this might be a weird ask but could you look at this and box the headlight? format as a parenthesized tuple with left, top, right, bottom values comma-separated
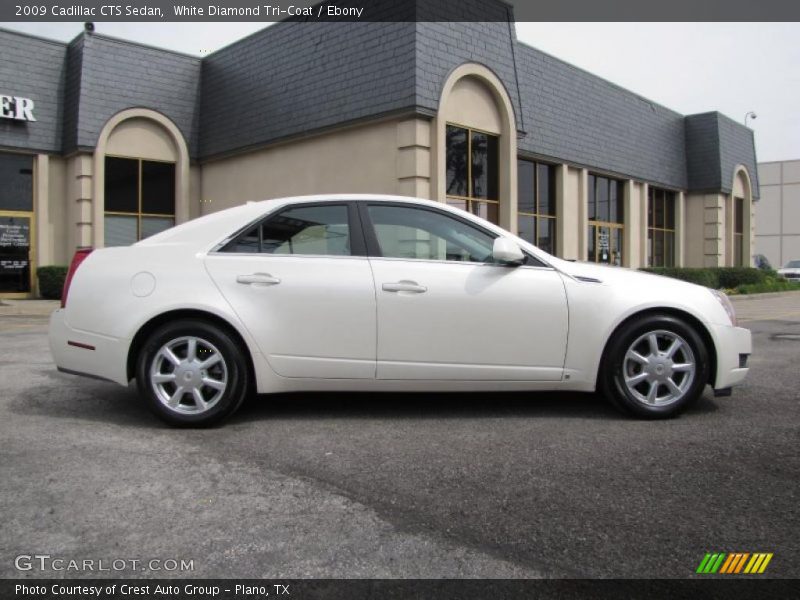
(710, 289, 737, 326)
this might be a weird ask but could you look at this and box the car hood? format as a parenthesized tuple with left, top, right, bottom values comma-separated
(553, 259, 700, 291)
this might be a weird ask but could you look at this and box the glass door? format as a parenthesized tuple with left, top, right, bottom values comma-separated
(588, 223, 623, 266)
(0, 153, 35, 297)
(0, 214, 32, 295)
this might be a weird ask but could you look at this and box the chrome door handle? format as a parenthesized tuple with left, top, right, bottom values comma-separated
(382, 281, 427, 294)
(236, 273, 281, 286)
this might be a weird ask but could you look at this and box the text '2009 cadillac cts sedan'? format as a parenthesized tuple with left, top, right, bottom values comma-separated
(49, 195, 751, 427)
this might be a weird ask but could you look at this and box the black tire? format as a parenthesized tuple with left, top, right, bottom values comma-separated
(136, 319, 249, 427)
(600, 314, 709, 419)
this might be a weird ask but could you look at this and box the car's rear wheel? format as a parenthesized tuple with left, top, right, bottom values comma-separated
(136, 319, 249, 427)
(601, 314, 709, 419)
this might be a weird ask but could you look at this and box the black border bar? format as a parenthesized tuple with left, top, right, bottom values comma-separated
(2, 0, 800, 22)
(3, 579, 799, 600)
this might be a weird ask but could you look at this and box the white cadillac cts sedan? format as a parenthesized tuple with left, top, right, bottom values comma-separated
(50, 195, 751, 426)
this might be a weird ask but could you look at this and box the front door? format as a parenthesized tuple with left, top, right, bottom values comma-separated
(0, 153, 34, 297)
(204, 202, 376, 379)
(0, 215, 32, 295)
(363, 202, 569, 381)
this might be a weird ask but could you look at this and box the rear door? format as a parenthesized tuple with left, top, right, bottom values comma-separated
(204, 202, 377, 379)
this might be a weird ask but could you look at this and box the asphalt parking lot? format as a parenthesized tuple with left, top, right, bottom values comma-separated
(0, 294, 798, 579)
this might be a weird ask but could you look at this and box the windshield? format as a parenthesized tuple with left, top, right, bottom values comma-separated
(785, 260, 800, 268)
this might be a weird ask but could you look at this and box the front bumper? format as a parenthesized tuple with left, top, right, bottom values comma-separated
(49, 309, 129, 386)
(710, 324, 752, 390)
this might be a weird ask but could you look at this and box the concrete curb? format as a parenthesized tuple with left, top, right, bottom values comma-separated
(0, 299, 59, 317)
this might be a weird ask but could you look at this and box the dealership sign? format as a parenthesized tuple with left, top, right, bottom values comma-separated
(0, 95, 36, 121)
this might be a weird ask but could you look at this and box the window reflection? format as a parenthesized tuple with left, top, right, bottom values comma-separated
(647, 187, 676, 267)
(445, 124, 499, 224)
(517, 159, 557, 255)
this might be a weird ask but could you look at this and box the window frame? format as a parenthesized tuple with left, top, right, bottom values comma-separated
(587, 173, 625, 266)
(445, 122, 500, 222)
(733, 196, 745, 267)
(647, 186, 677, 268)
(215, 201, 367, 258)
(104, 155, 176, 245)
(517, 159, 557, 254)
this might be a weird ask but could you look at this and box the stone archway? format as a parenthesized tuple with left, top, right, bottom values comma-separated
(731, 165, 754, 266)
(92, 108, 190, 248)
(433, 63, 518, 232)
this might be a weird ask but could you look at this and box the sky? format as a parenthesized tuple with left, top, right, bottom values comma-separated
(2, 21, 798, 162)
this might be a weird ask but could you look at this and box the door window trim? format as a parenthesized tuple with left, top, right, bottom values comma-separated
(210, 201, 368, 257)
(357, 201, 551, 269)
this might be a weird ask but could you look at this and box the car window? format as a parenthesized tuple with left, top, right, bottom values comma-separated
(367, 204, 494, 263)
(221, 205, 351, 256)
(786, 260, 800, 268)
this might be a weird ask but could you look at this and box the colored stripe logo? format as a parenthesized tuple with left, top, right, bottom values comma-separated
(696, 552, 773, 574)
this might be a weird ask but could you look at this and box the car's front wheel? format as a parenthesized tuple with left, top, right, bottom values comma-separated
(136, 319, 249, 427)
(601, 314, 709, 419)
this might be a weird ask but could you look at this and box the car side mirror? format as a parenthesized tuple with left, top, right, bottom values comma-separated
(492, 238, 525, 265)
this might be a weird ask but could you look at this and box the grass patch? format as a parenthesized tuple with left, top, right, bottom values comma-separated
(732, 279, 800, 295)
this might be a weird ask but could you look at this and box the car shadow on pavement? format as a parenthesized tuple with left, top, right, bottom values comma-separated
(231, 389, 720, 424)
(11, 369, 721, 428)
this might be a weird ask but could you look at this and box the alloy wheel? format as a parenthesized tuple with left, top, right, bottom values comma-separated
(622, 329, 696, 407)
(149, 336, 228, 415)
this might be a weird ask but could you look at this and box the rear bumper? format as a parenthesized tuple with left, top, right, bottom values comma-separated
(711, 324, 752, 390)
(49, 309, 129, 386)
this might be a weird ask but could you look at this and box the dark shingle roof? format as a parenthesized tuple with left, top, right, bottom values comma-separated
(70, 34, 201, 155)
(0, 29, 67, 153)
(514, 42, 689, 190)
(0, 14, 759, 198)
(199, 21, 416, 159)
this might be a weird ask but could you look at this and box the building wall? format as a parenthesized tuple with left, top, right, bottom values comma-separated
(756, 159, 800, 268)
(200, 119, 413, 213)
(0, 21, 762, 297)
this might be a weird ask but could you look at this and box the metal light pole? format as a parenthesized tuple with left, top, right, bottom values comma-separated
(744, 111, 757, 127)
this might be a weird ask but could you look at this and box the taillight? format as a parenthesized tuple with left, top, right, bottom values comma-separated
(61, 248, 93, 308)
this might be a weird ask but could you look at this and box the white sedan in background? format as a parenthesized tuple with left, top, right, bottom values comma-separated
(777, 259, 800, 281)
(50, 195, 751, 426)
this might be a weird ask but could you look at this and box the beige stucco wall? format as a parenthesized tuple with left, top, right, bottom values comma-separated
(396, 118, 432, 199)
(557, 165, 582, 261)
(683, 192, 729, 268)
(200, 119, 404, 214)
(36, 154, 69, 267)
(105, 117, 178, 162)
(683, 194, 706, 268)
(624, 180, 648, 269)
(65, 153, 93, 252)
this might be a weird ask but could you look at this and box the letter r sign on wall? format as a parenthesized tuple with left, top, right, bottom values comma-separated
(0, 95, 36, 121)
